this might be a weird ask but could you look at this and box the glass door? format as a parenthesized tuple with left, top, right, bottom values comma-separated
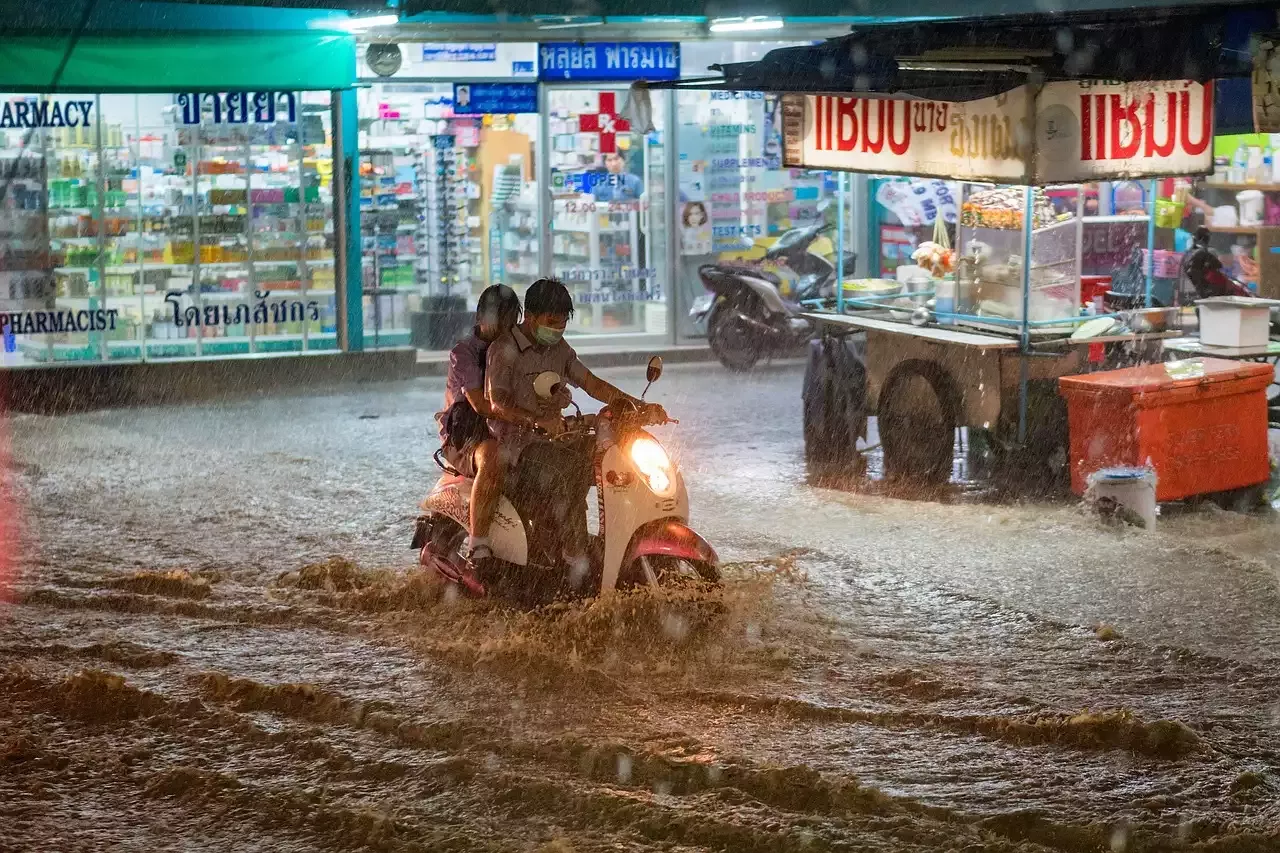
(545, 85, 668, 346)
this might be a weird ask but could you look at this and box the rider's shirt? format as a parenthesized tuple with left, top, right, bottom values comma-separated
(435, 330, 488, 445)
(486, 324, 590, 458)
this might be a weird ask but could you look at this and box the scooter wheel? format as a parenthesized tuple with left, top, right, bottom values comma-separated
(709, 295, 764, 372)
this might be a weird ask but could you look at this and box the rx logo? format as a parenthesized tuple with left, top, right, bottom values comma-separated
(578, 92, 630, 154)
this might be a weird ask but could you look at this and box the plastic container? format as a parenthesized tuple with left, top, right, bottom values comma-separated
(1237, 189, 1265, 226)
(1087, 467, 1157, 530)
(1080, 275, 1112, 307)
(1139, 250, 1184, 279)
(935, 276, 956, 324)
(1196, 296, 1277, 348)
(1059, 358, 1273, 500)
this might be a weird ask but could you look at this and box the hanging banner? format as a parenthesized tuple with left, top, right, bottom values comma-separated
(452, 83, 538, 115)
(1033, 80, 1214, 183)
(422, 44, 497, 63)
(538, 42, 679, 82)
(781, 80, 1214, 185)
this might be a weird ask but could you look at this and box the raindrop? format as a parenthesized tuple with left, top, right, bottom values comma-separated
(854, 75, 870, 92)
(706, 763, 722, 784)
(1055, 27, 1074, 54)
(484, 753, 501, 772)
(1177, 816, 1194, 843)
(616, 754, 633, 784)
(661, 611, 689, 641)
(443, 583, 459, 605)
(745, 622, 762, 643)
(1110, 820, 1130, 852)
(654, 780, 673, 796)
(851, 44, 868, 67)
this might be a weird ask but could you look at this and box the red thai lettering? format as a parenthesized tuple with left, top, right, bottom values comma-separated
(861, 98, 885, 153)
(1080, 94, 1092, 161)
(1179, 85, 1211, 156)
(887, 101, 911, 155)
(1143, 92, 1177, 157)
(1109, 95, 1141, 159)
(836, 97, 858, 151)
(1095, 94, 1108, 162)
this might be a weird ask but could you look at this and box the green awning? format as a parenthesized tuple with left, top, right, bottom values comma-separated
(0, 32, 355, 93)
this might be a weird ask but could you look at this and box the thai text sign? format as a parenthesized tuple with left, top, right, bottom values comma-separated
(538, 42, 679, 82)
(782, 80, 1213, 184)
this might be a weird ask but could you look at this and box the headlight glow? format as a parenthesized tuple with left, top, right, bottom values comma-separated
(629, 436, 673, 495)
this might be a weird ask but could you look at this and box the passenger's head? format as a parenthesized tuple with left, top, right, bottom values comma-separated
(523, 278, 574, 346)
(475, 283, 521, 342)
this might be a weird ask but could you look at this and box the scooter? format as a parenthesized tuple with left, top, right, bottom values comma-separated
(412, 357, 719, 599)
(690, 215, 856, 371)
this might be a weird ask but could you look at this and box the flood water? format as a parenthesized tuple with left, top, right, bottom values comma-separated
(2, 362, 1279, 852)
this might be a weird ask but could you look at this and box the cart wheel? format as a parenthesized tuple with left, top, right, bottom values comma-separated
(878, 360, 960, 486)
(803, 336, 867, 473)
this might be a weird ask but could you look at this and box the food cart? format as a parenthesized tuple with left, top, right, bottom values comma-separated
(646, 9, 1256, 488)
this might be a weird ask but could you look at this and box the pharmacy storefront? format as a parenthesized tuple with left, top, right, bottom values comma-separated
(357, 37, 862, 350)
(0, 31, 355, 367)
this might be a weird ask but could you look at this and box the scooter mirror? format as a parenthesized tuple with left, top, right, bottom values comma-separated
(646, 356, 663, 383)
(533, 370, 561, 399)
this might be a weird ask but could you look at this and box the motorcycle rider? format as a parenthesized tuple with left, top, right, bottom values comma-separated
(485, 277, 665, 582)
(434, 284, 542, 569)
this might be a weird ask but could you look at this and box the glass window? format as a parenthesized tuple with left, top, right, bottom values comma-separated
(674, 89, 847, 338)
(547, 87, 667, 341)
(358, 82, 541, 350)
(0, 91, 335, 365)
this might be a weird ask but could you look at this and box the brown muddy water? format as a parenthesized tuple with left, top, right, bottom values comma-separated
(2, 363, 1279, 852)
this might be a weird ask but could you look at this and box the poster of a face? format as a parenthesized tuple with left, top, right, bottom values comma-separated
(680, 201, 712, 255)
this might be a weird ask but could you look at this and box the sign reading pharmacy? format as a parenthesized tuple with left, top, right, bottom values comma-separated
(0, 99, 93, 129)
(538, 42, 679, 82)
(782, 80, 1214, 184)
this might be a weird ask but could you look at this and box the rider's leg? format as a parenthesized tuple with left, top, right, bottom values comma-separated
(468, 438, 504, 555)
(559, 439, 593, 586)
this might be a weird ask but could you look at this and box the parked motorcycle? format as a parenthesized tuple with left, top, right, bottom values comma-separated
(691, 215, 856, 371)
(413, 357, 719, 600)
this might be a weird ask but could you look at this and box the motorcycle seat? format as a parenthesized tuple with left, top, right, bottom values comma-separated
(716, 262, 782, 286)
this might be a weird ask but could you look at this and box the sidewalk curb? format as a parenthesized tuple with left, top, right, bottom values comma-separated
(413, 344, 721, 377)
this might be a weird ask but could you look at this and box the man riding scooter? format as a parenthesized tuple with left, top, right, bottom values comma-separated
(485, 277, 666, 584)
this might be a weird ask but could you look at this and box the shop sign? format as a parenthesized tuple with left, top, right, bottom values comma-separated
(175, 92, 297, 126)
(422, 44, 497, 63)
(1, 309, 120, 336)
(538, 42, 679, 82)
(782, 80, 1214, 184)
(0, 98, 93, 129)
(452, 83, 538, 115)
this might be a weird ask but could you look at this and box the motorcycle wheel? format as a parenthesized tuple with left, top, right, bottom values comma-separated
(622, 555, 720, 589)
(708, 293, 764, 372)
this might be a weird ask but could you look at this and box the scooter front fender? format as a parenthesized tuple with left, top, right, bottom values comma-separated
(621, 519, 719, 574)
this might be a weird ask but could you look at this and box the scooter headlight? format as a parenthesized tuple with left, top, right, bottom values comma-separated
(629, 436, 674, 496)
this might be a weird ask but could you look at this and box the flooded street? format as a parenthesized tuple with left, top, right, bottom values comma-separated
(3, 361, 1279, 852)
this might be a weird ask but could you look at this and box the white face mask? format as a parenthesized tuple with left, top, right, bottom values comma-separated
(534, 325, 563, 346)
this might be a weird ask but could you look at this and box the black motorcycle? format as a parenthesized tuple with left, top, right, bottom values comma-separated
(690, 219, 856, 371)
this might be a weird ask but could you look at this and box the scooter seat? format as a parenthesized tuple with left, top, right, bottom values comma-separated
(717, 262, 781, 286)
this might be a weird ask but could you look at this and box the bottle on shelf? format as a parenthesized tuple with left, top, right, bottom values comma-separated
(1229, 141, 1249, 185)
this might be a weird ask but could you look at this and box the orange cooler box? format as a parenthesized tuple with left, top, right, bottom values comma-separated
(1058, 358, 1273, 501)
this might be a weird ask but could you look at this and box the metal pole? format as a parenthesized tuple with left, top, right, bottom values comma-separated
(537, 83, 552, 279)
(836, 172, 846, 313)
(1145, 179, 1157, 308)
(1017, 184, 1034, 443)
(664, 86, 678, 345)
(331, 88, 363, 352)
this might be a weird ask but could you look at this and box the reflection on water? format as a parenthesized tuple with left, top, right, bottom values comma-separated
(2, 364, 1279, 851)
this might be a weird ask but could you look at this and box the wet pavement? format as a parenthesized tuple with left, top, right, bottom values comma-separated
(2, 360, 1279, 852)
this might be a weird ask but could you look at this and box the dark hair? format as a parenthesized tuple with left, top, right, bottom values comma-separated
(682, 201, 708, 227)
(523, 277, 575, 319)
(476, 283, 521, 327)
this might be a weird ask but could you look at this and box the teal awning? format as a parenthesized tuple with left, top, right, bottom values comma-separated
(0, 32, 355, 93)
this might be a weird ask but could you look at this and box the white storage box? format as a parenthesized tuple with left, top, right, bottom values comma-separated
(1196, 296, 1279, 348)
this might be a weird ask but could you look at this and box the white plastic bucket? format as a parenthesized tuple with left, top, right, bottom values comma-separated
(1087, 467, 1158, 530)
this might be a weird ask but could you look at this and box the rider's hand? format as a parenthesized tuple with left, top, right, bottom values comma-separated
(642, 403, 669, 423)
(536, 414, 566, 437)
(552, 385, 574, 410)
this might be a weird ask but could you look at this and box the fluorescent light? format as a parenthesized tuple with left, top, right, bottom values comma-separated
(536, 17, 605, 30)
(709, 16, 784, 33)
(334, 13, 399, 31)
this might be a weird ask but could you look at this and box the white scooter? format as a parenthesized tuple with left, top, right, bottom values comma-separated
(412, 356, 719, 598)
